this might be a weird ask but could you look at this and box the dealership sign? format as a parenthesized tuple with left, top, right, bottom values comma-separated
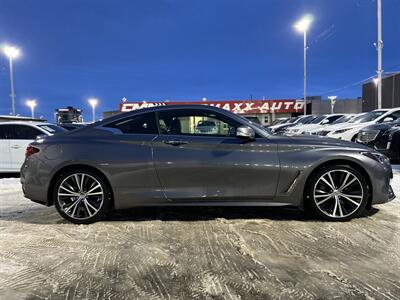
(120, 99, 304, 114)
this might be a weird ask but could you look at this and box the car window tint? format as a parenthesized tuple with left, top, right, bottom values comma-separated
(158, 109, 239, 137)
(9, 125, 42, 140)
(104, 112, 158, 134)
(326, 115, 342, 123)
(0, 125, 10, 139)
(386, 111, 400, 121)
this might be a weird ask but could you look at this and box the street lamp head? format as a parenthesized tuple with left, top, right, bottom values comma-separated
(2, 45, 20, 59)
(328, 96, 337, 101)
(26, 99, 37, 108)
(373, 78, 379, 85)
(88, 98, 98, 107)
(294, 14, 313, 33)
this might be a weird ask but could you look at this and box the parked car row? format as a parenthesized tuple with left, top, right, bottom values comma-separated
(267, 107, 400, 162)
(0, 122, 85, 173)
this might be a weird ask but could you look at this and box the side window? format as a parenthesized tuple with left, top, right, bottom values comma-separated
(104, 112, 158, 134)
(157, 109, 239, 137)
(9, 125, 42, 140)
(326, 115, 342, 124)
(0, 125, 10, 139)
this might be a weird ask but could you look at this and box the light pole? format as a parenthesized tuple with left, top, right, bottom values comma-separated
(88, 98, 98, 123)
(26, 99, 37, 118)
(2, 45, 20, 116)
(328, 96, 337, 114)
(376, 0, 383, 109)
(294, 15, 313, 115)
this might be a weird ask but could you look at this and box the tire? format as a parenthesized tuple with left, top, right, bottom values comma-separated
(305, 165, 368, 221)
(53, 169, 112, 224)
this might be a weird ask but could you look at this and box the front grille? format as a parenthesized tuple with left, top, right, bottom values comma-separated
(358, 130, 380, 142)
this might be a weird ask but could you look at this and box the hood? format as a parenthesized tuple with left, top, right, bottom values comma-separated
(286, 134, 370, 151)
(329, 121, 373, 132)
(322, 122, 353, 131)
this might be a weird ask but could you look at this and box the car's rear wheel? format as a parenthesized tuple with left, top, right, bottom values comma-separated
(305, 165, 368, 221)
(54, 169, 112, 224)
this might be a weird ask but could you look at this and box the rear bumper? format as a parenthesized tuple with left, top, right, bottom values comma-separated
(20, 157, 51, 206)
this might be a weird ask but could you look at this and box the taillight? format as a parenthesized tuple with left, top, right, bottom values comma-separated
(25, 145, 39, 158)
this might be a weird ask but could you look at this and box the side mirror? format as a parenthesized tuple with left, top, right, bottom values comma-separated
(236, 125, 255, 140)
(383, 117, 394, 123)
(321, 119, 329, 125)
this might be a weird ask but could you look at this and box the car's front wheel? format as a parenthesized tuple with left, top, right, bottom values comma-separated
(305, 165, 368, 221)
(54, 169, 112, 224)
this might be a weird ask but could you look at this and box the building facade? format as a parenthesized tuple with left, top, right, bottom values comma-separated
(362, 72, 400, 111)
(112, 99, 305, 125)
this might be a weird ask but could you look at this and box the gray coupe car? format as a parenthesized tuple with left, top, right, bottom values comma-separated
(21, 105, 395, 224)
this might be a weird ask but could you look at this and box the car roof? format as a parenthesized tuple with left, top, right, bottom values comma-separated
(0, 121, 56, 126)
(96, 104, 241, 126)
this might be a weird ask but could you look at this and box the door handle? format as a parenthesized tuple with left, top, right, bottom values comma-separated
(163, 140, 189, 146)
(11, 145, 20, 149)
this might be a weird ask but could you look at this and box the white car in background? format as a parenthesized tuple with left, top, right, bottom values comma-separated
(269, 115, 316, 134)
(285, 114, 344, 135)
(308, 114, 358, 135)
(326, 108, 400, 141)
(0, 122, 66, 172)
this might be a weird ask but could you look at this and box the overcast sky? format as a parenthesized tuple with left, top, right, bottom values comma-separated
(0, 0, 399, 121)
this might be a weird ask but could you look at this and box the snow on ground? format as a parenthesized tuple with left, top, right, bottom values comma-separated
(0, 168, 399, 299)
(0, 177, 21, 193)
(392, 165, 400, 195)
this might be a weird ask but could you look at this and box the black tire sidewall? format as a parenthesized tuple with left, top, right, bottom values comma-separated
(305, 165, 368, 221)
(53, 169, 112, 224)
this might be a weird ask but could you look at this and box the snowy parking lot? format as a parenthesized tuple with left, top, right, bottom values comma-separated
(0, 168, 399, 299)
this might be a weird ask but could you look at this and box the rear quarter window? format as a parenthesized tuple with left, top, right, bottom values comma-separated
(9, 125, 43, 140)
(0, 125, 10, 139)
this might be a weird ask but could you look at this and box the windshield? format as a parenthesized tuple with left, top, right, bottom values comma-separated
(350, 110, 387, 124)
(38, 124, 67, 134)
(310, 116, 326, 124)
(296, 115, 316, 124)
(331, 115, 353, 125)
(271, 118, 289, 126)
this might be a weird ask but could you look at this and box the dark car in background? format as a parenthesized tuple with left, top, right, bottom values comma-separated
(357, 119, 400, 162)
(59, 123, 86, 131)
(269, 115, 316, 135)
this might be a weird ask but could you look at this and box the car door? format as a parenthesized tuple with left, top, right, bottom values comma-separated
(101, 112, 166, 206)
(152, 108, 280, 202)
(0, 125, 11, 171)
(9, 124, 43, 171)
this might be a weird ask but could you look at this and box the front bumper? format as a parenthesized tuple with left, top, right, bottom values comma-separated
(369, 161, 396, 205)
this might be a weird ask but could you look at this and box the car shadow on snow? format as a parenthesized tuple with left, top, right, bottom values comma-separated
(104, 205, 380, 223)
(2, 203, 379, 224)
(0, 172, 20, 179)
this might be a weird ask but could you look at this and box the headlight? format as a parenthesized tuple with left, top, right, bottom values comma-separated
(361, 151, 390, 165)
(333, 128, 352, 134)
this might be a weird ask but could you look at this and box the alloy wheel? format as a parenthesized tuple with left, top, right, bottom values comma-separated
(313, 169, 364, 218)
(57, 173, 104, 220)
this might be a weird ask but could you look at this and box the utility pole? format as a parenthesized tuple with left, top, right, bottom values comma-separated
(294, 15, 312, 115)
(8, 56, 16, 115)
(377, 0, 383, 109)
(303, 30, 307, 115)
